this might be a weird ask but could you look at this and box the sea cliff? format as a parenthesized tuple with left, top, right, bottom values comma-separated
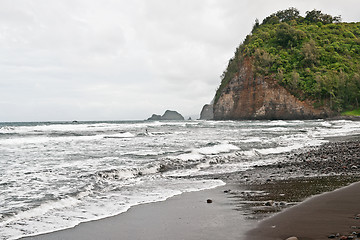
(213, 58, 331, 120)
(212, 8, 360, 120)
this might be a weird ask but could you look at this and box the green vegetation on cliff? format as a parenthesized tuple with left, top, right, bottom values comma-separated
(342, 108, 360, 116)
(215, 8, 360, 113)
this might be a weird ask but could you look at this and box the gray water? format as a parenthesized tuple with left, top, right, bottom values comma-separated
(1, 119, 360, 240)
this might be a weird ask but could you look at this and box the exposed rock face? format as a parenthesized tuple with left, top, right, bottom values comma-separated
(161, 110, 184, 120)
(200, 104, 214, 120)
(147, 110, 184, 121)
(147, 114, 162, 121)
(214, 58, 332, 120)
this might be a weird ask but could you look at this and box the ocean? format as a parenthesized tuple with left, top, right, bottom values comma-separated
(1, 119, 360, 240)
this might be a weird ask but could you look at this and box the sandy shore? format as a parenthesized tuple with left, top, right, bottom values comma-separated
(22, 180, 360, 240)
(246, 181, 360, 240)
(22, 185, 254, 240)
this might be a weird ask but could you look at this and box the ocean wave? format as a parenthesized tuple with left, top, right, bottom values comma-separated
(103, 132, 135, 138)
(1, 178, 224, 240)
(2, 119, 360, 240)
(168, 143, 239, 161)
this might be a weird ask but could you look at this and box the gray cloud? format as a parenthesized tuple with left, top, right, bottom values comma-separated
(0, 0, 359, 121)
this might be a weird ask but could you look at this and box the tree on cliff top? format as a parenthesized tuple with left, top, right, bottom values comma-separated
(215, 8, 360, 113)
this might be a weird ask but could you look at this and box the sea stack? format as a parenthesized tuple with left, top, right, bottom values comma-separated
(199, 104, 214, 120)
(147, 110, 184, 121)
(161, 110, 184, 120)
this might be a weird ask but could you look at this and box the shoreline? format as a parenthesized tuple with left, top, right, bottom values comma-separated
(22, 185, 254, 240)
(21, 137, 360, 240)
(246, 181, 360, 240)
(22, 178, 360, 240)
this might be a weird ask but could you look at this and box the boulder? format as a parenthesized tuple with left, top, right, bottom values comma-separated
(285, 237, 298, 240)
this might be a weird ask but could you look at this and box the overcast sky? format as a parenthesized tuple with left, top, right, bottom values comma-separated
(0, 0, 359, 121)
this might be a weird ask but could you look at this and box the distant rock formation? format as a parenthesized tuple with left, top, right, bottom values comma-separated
(161, 110, 184, 120)
(200, 104, 214, 120)
(147, 114, 162, 121)
(147, 110, 184, 121)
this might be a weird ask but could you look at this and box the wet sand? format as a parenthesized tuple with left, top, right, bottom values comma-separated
(22, 185, 254, 240)
(246, 181, 360, 240)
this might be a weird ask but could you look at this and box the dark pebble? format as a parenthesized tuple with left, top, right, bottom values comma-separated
(206, 199, 213, 203)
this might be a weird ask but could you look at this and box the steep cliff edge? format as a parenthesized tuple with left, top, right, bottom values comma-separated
(213, 8, 360, 120)
(200, 104, 214, 120)
(214, 58, 331, 120)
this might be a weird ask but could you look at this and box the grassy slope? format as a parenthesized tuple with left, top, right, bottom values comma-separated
(342, 108, 360, 116)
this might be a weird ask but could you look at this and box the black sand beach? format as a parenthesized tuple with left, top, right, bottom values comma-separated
(22, 186, 254, 240)
(23, 137, 360, 240)
(246, 181, 360, 240)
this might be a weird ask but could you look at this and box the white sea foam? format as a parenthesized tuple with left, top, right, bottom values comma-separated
(197, 143, 239, 155)
(239, 137, 264, 143)
(1, 178, 224, 240)
(105, 132, 135, 138)
(169, 143, 239, 161)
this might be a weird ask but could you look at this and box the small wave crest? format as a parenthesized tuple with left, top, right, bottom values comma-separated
(104, 132, 135, 138)
(168, 143, 239, 161)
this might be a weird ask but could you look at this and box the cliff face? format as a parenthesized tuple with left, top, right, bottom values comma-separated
(214, 58, 332, 120)
(200, 104, 214, 120)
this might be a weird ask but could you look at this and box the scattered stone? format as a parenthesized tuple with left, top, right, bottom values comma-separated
(285, 237, 298, 240)
(328, 234, 336, 238)
(158, 164, 170, 173)
(264, 200, 273, 206)
(206, 199, 213, 204)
